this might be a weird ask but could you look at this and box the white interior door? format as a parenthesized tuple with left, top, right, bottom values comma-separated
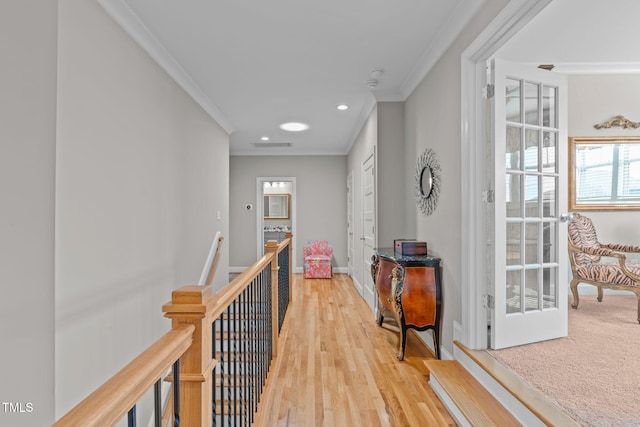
(362, 148, 376, 312)
(490, 59, 568, 349)
(347, 171, 354, 277)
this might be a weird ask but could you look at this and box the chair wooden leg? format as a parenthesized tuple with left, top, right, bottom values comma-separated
(570, 279, 580, 309)
(597, 286, 603, 302)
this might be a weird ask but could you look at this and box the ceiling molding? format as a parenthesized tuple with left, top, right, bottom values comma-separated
(399, 0, 486, 100)
(97, 0, 235, 134)
(343, 96, 378, 155)
(463, 0, 552, 63)
(542, 62, 640, 74)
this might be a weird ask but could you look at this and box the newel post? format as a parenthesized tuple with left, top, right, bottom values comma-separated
(265, 240, 279, 358)
(163, 285, 215, 426)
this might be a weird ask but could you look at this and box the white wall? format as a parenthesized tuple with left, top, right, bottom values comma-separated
(404, 0, 509, 356)
(55, 0, 229, 420)
(0, 1, 57, 425)
(568, 74, 640, 247)
(230, 156, 347, 270)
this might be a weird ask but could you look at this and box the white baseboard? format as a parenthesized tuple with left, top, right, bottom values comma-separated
(453, 321, 463, 343)
(439, 345, 454, 360)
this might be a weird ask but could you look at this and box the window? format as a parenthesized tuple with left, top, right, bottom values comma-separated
(569, 137, 640, 210)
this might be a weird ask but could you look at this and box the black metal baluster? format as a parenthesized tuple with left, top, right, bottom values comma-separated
(267, 264, 273, 371)
(212, 318, 217, 427)
(154, 379, 161, 427)
(173, 359, 180, 426)
(128, 405, 136, 427)
(226, 305, 232, 426)
(240, 288, 247, 426)
(250, 278, 256, 424)
(220, 313, 225, 426)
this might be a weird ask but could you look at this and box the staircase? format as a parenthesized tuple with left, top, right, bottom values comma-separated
(426, 341, 580, 427)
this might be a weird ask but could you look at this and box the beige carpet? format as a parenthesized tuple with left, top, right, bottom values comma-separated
(490, 294, 640, 427)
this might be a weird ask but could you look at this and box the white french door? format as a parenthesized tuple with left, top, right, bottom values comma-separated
(490, 59, 569, 349)
(362, 148, 376, 312)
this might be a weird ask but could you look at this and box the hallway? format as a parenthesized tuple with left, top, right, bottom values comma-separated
(254, 274, 455, 426)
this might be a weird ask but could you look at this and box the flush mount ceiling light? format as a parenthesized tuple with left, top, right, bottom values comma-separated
(337, 104, 349, 111)
(261, 136, 270, 141)
(279, 122, 309, 132)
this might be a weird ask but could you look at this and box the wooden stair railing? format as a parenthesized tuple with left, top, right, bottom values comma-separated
(53, 324, 194, 427)
(53, 234, 292, 427)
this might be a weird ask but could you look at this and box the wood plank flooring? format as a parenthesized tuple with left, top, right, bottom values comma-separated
(254, 273, 456, 427)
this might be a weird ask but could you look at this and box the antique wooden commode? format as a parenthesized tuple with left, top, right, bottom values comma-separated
(371, 248, 442, 360)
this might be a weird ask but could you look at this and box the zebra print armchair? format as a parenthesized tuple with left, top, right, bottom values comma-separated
(568, 213, 640, 323)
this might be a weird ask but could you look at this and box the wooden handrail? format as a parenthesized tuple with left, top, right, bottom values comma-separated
(53, 324, 195, 427)
(55, 235, 293, 427)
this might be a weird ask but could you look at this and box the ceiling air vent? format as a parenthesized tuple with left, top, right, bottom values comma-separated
(251, 142, 293, 148)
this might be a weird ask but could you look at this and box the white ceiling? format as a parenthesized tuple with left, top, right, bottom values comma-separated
(497, 0, 640, 74)
(99, 0, 640, 157)
(99, 0, 484, 155)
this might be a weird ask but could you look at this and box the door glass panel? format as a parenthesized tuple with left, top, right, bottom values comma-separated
(543, 266, 558, 309)
(506, 79, 520, 122)
(543, 85, 557, 128)
(543, 221, 556, 263)
(506, 173, 521, 217)
(525, 222, 539, 264)
(506, 222, 521, 265)
(506, 269, 522, 314)
(525, 129, 539, 171)
(543, 131, 557, 173)
(543, 176, 557, 218)
(506, 126, 521, 170)
(524, 81, 539, 125)
(525, 268, 540, 311)
(525, 175, 539, 213)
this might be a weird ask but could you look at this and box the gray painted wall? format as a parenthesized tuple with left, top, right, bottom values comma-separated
(55, 0, 229, 419)
(230, 156, 347, 271)
(404, 0, 509, 356)
(377, 102, 410, 247)
(0, 1, 57, 425)
(567, 74, 640, 249)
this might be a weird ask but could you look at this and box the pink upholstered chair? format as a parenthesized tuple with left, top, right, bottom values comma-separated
(568, 213, 640, 323)
(303, 240, 333, 279)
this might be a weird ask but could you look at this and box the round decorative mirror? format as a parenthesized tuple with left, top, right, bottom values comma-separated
(419, 165, 433, 198)
(415, 149, 441, 215)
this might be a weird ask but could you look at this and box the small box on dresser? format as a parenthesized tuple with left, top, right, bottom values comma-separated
(394, 239, 427, 257)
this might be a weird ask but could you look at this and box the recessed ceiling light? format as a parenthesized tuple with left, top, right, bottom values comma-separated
(279, 122, 309, 132)
(337, 104, 349, 111)
(261, 136, 270, 141)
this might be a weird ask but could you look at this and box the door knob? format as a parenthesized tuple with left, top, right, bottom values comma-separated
(560, 213, 574, 223)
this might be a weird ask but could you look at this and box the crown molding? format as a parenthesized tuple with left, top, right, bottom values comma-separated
(544, 62, 640, 74)
(97, 0, 235, 134)
(399, 0, 486, 100)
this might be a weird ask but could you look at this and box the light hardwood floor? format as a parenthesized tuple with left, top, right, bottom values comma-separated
(254, 273, 456, 427)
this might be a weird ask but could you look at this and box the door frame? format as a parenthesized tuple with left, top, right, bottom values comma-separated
(460, 0, 553, 349)
(256, 176, 297, 271)
(347, 171, 355, 277)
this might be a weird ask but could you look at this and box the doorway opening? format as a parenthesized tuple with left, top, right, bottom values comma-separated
(256, 177, 297, 271)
